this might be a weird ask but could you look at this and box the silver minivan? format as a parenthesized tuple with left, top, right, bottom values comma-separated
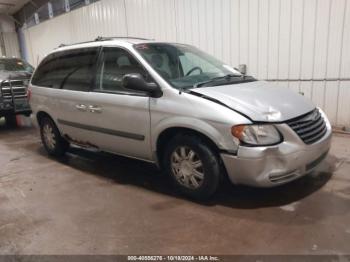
(29, 37, 332, 199)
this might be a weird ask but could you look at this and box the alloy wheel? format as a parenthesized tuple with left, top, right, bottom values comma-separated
(170, 146, 204, 189)
(43, 124, 56, 150)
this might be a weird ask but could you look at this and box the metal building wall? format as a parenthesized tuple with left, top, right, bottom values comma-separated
(23, 0, 350, 128)
(0, 15, 21, 58)
(1, 32, 21, 57)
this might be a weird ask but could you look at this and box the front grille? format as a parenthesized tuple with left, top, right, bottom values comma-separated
(286, 109, 327, 144)
(1, 80, 25, 87)
(1, 80, 28, 99)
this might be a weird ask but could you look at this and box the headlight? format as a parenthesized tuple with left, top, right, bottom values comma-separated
(231, 124, 282, 146)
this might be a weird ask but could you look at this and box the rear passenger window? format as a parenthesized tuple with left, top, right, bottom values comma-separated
(31, 48, 98, 91)
(59, 48, 98, 91)
(94, 47, 150, 93)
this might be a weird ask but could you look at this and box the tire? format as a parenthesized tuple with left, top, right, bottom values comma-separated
(39, 117, 69, 157)
(163, 134, 222, 200)
(5, 115, 17, 127)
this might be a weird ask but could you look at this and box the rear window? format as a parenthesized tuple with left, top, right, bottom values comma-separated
(31, 47, 98, 91)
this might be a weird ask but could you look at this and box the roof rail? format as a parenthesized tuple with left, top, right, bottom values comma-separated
(94, 36, 152, 41)
(57, 36, 151, 49)
(56, 40, 94, 49)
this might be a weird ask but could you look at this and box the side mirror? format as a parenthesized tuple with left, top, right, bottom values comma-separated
(122, 73, 162, 97)
(234, 64, 247, 75)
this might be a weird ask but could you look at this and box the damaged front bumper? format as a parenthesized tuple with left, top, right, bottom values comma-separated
(220, 118, 332, 187)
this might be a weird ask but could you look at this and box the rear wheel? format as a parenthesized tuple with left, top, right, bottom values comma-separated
(39, 117, 69, 157)
(5, 115, 17, 127)
(163, 134, 222, 200)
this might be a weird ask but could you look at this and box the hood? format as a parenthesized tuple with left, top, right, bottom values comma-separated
(191, 80, 315, 122)
(0, 71, 31, 82)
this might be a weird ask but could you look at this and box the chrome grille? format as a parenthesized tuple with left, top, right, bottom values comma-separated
(287, 109, 327, 144)
(1, 80, 27, 99)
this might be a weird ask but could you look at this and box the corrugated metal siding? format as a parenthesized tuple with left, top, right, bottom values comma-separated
(23, 0, 350, 128)
(0, 14, 20, 58)
(2, 32, 21, 58)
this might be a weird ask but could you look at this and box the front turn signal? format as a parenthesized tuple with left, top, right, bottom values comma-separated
(231, 125, 246, 140)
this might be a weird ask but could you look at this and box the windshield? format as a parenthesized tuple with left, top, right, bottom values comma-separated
(0, 58, 34, 73)
(134, 43, 253, 89)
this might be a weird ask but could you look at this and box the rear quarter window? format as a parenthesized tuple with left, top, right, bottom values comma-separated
(31, 47, 98, 91)
(31, 53, 60, 87)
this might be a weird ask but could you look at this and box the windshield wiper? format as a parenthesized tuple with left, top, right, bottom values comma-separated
(193, 74, 243, 88)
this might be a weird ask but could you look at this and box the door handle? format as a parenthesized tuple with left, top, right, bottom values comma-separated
(88, 105, 102, 113)
(75, 104, 87, 111)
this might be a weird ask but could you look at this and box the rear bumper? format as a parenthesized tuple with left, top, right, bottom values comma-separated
(220, 115, 332, 187)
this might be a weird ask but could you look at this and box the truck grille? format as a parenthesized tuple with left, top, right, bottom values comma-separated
(1, 80, 28, 99)
(286, 109, 327, 144)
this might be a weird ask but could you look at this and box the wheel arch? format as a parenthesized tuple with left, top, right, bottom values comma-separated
(157, 125, 220, 150)
(155, 126, 224, 170)
(36, 111, 62, 136)
(36, 111, 54, 125)
(153, 116, 235, 153)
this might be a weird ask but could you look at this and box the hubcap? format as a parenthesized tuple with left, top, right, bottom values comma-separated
(43, 124, 56, 150)
(170, 146, 204, 189)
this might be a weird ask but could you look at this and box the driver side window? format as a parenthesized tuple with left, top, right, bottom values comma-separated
(94, 47, 150, 93)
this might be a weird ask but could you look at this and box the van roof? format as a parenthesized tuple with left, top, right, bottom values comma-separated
(54, 36, 156, 53)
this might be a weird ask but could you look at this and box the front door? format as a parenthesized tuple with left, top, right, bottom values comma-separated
(76, 47, 153, 161)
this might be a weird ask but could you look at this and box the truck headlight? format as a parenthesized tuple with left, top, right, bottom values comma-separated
(231, 124, 282, 146)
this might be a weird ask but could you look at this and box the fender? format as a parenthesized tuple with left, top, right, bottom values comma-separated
(151, 116, 239, 154)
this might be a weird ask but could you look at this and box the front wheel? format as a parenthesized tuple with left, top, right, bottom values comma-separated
(163, 134, 222, 200)
(39, 117, 69, 157)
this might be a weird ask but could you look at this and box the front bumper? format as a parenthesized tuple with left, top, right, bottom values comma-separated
(220, 113, 332, 187)
(0, 99, 31, 116)
(0, 107, 32, 117)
